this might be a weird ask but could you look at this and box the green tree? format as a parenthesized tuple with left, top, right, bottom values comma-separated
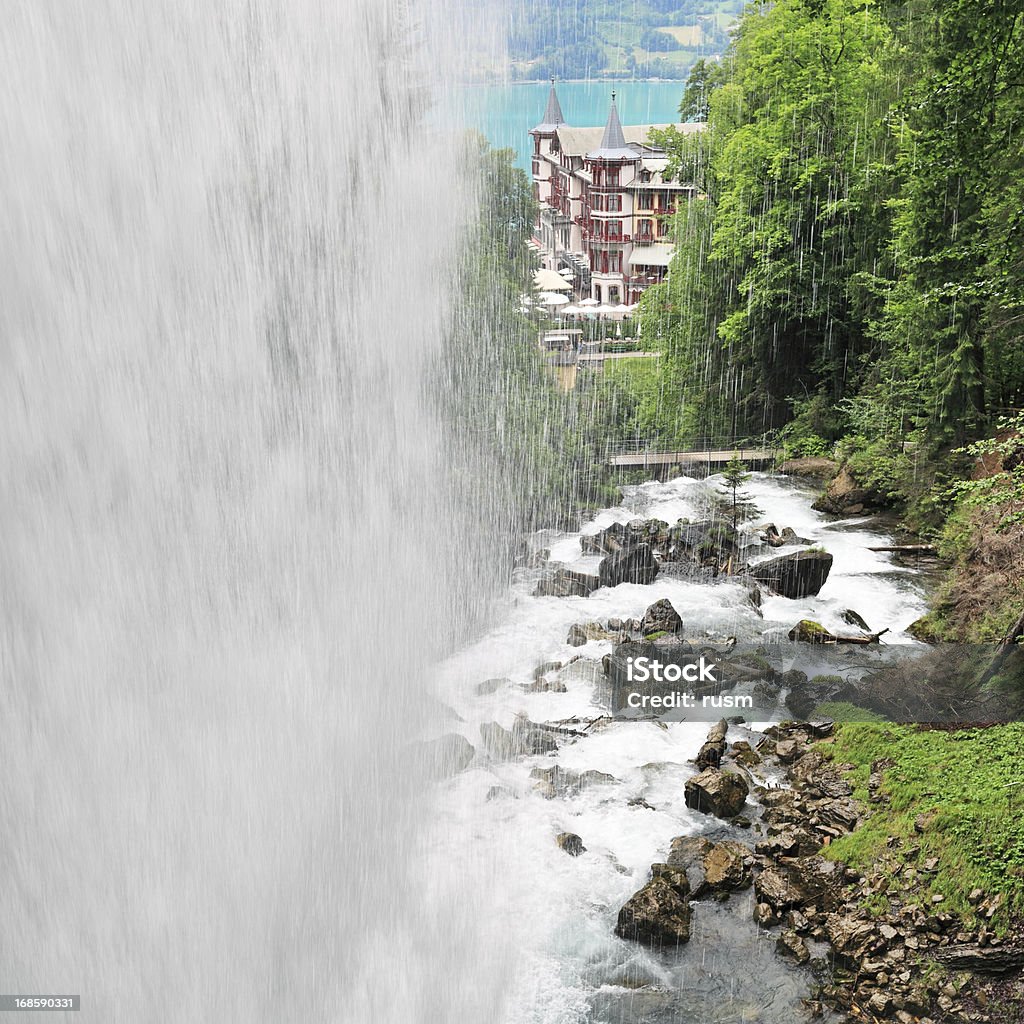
(872, 1, 1024, 446)
(678, 57, 725, 122)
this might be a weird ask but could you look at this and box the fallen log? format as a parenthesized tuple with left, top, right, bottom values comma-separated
(831, 628, 890, 645)
(790, 619, 890, 644)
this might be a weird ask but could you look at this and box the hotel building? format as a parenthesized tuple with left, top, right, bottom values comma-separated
(529, 84, 703, 305)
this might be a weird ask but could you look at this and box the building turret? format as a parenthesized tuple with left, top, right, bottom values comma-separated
(530, 79, 565, 137)
(586, 93, 639, 163)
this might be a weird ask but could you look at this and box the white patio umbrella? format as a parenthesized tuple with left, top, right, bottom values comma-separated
(534, 269, 572, 292)
(593, 304, 616, 314)
(578, 297, 599, 307)
(561, 304, 582, 315)
(539, 292, 570, 306)
(558, 267, 574, 277)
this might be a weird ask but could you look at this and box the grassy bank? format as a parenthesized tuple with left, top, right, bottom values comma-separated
(818, 723, 1024, 934)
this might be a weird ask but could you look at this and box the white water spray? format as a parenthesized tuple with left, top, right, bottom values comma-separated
(1, 3, 510, 1021)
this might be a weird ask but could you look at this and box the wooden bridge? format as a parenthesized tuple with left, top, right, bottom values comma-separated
(606, 439, 780, 470)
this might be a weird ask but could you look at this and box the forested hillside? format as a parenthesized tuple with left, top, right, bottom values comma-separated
(610, 0, 1024, 638)
(502, 0, 741, 79)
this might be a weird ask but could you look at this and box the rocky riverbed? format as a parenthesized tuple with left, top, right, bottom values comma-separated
(611, 714, 1024, 1022)
(420, 473, 1021, 1023)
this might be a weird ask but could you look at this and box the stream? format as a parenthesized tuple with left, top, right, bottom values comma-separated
(425, 471, 930, 1024)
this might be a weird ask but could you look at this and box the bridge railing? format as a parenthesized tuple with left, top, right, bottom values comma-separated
(604, 432, 780, 459)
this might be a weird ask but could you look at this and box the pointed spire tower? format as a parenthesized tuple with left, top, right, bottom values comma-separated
(587, 92, 638, 161)
(531, 78, 565, 135)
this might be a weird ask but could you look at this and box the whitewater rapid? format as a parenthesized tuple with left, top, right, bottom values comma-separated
(425, 472, 929, 1024)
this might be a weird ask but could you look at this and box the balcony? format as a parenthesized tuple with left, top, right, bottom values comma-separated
(582, 226, 629, 244)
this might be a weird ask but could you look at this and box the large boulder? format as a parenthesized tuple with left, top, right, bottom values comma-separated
(695, 718, 729, 769)
(754, 865, 809, 914)
(480, 718, 558, 761)
(607, 640, 724, 714)
(599, 543, 659, 588)
(581, 520, 637, 555)
(750, 549, 833, 599)
(762, 524, 810, 548)
(533, 565, 601, 598)
(640, 598, 683, 636)
(615, 869, 691, 947)
(583, 519, 673, 558)
(567, 621, 615, 646)
(825, 914, 879, 963)
(555, 832, 586, 857)
(530, 765, 617, 799)
(776, 929, 811, 964)
(668, 520, 738, 564)
(788, 619, 833, 643)
(665, 836, 752, 898)
(703, 841, 754, 892)
(684, 766, 749, 819)
(665, 837, 715, 896)
(812, 465, 880, 516)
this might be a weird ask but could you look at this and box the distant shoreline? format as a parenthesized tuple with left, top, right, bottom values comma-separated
(458, 77, 689, 87)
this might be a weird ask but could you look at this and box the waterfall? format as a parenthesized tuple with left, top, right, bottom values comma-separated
(0, 2, 510, 1020)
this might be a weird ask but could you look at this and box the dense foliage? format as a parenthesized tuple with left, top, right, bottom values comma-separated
(633, 1, 1023, 459)
(443, 136, 615, 545)
(572, 0, 1024, 638)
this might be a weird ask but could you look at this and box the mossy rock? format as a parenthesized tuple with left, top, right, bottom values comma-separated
(789, 619, 832, 643)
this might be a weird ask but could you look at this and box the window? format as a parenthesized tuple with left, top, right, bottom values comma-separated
(609, 252, 621, 273)
(607, 194, 622, 212)
(607, 221, 621, 240)
(637, 193, 653, 210)
(606, 167, 620, 186)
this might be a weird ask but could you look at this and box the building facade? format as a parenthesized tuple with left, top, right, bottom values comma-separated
(529, 84, 703, 305)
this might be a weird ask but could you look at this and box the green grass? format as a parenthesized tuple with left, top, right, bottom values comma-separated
(819, 723, 1024, 933)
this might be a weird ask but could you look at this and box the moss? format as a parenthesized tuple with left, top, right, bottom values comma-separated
(789, 619, 831, 642)
(644, 630, 669, 641)
(818, 723, 1024, 933)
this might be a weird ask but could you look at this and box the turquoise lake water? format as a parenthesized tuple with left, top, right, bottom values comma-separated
(457, 81, 689, 171)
